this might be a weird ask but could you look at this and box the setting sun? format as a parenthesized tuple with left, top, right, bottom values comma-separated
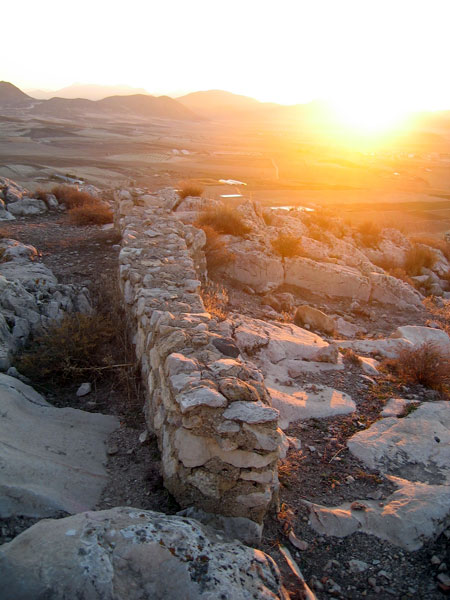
(330, 96, 410, 133)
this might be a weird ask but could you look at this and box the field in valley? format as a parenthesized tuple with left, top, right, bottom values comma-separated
(1, 103, 449, 236)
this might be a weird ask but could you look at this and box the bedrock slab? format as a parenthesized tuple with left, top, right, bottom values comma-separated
(269, 384, 356, 428)
(305, 476, 450, 551)
(0, 507, 288, 600)
(0, 374, 118, 518)
(347, 401, 450, 484)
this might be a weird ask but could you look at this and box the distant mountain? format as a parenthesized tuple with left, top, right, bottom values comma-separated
(0, 81, 32, 105)
(98, 94, 198, 120)
(29, 92, 199, 121)
(177, 89, 277, 118)
(27, 83, 151, 101)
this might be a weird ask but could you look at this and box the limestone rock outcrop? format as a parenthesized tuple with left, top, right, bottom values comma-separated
(0, 507, 289, 599)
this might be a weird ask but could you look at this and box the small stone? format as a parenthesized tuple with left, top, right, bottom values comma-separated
(437, 573, 450, 586)
(348, 559, 369, 573)
(76, 382, 91, 397)
(350, 501, 367, 511)
(107, 445, 119, 456)
(345, 475, 355, 484)
(431, 555, 441, 565)
(139, 431, 149, 444)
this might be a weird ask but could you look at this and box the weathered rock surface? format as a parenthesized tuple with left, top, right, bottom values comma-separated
(0, 374, 118, 518)
(0, 507, 288, 599)
(305, 476, 450, 551)
(0, 238, 91, 369)
(270, 385, 356, 428)
(347, 401, 450, 484)
(285, 257, 371, 301)
(7, 196, 47, 216)
(337, 325, 450, 359)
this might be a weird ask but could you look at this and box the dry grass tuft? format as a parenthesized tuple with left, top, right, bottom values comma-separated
(341, 348, 362, 366)
(410, 235, 450, 262)
(382, 341, 450, 393)
(201, 281, 229, 321)
(404, 244, 437, 276)
(15, 313, 115, 383)
(51, 184, 112, 225)
(196, 205, 250, 237)
(357, 221, 382, 248)
(200, 225, 235, 273)
(34, 188, 49, 201)
(177, 181, 204, 200)
(271, 233, 303, 259)
(69, 203, 113, 225)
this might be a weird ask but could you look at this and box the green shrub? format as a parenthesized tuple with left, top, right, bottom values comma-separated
(196, 206, 250, 237)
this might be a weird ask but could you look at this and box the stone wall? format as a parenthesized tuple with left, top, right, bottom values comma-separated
(114, 190, 281, 525)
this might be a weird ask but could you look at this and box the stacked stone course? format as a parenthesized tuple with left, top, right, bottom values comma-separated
(114, 190, 281, 526)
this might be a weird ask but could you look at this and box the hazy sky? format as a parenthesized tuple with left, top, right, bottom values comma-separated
(3, 0, 450, 111)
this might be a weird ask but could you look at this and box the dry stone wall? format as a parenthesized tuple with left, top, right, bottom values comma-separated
(114, 190, 281, 525)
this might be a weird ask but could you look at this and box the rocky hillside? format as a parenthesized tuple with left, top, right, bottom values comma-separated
(1, 178, 449, 599)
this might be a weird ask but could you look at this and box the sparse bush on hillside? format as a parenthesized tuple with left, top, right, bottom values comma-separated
(357, 221, 382, 248)
(15, 313, 115, 383)
(271, 233, 303, 259)
(303, 210, 347, 239)
(404, 244, 437, 276)
(196, 206, 250, 237)
(199, 225, 236, 273)
(177, 181, 204, 200)
(69, 203, 113, 225)
(382, 341, 450, 393)
(200, 281, 229, 321)
(341, 348, 362, 366)
(423, 296, 450, 336)
(51, 185, 96, 208)
(51, 184, 113, 225)
(409, 235, 450, 262)
(34, 188, 49, 201)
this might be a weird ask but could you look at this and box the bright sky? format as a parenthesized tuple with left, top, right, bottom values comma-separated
(3, 0, 450, 122)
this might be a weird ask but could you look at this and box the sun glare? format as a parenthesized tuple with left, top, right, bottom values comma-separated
(330, 96, 410, 134)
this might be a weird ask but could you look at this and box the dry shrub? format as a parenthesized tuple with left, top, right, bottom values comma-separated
(196, 206, 250, 237)
(177, 181, 204, 200)
(201, 281, 229, 320)
(200, 225, 235, 273)
(383, 341, 450, 392)
(69, 203, 113, 225)
(404, 244, 437, 276)
(271, 233, 303, 259)
(51, 184, 112, 225)
(15, 313, 115, 383)
(341, 347, 361, 366)
(387, 267, 416, 287)
(410, 235, 450, 262)
(308, 224, 330, 243)
(423, 296, 450, 336)
(357, 221, 381, 248)
(34, 188, 49, 201)
(51, 185, 96, 208)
